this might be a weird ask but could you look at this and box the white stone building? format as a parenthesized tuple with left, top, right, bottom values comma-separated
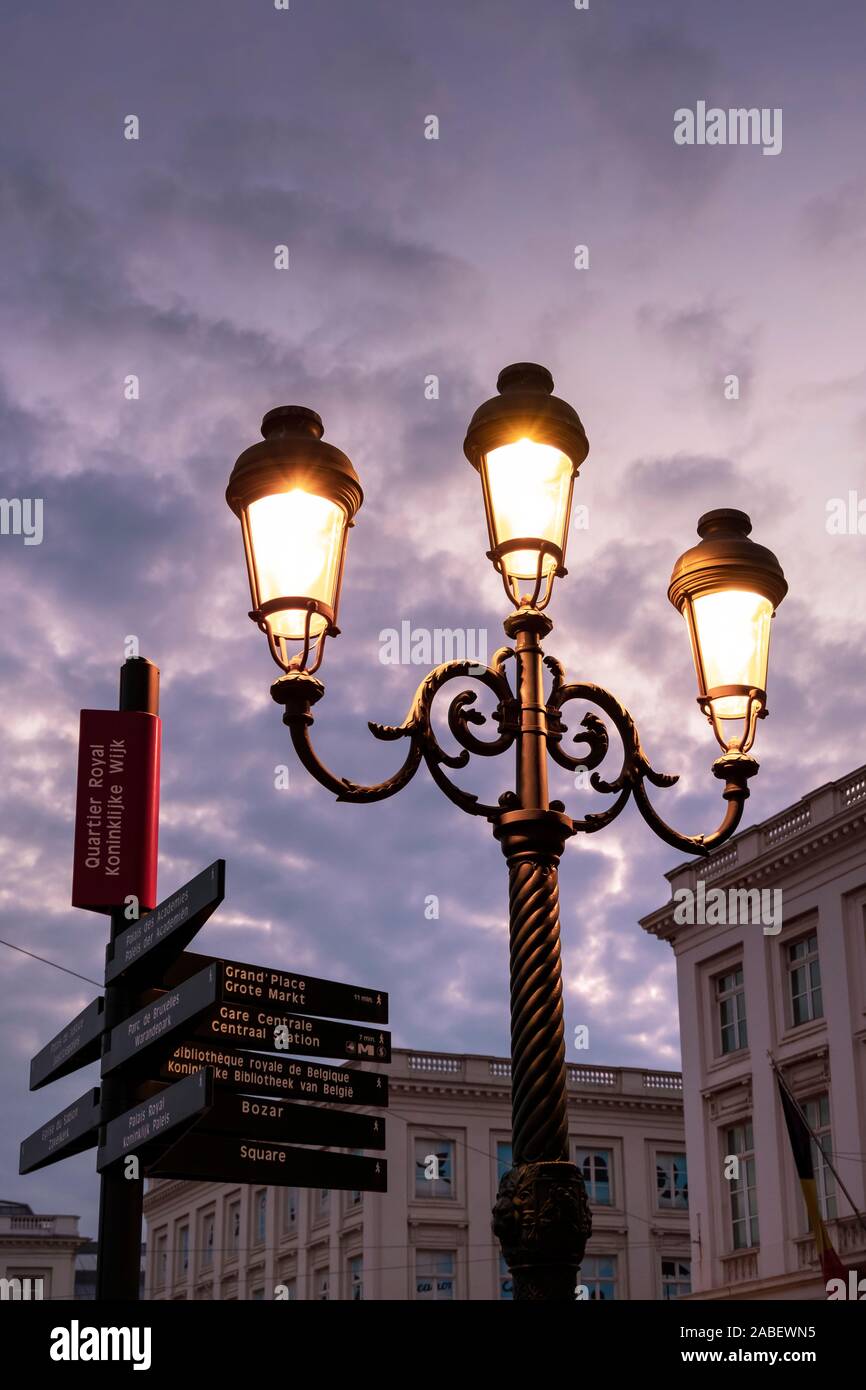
(640, 762, 866, 1299)
(143, 1050, 691, 1300)
(0, 1200, 86, 1299)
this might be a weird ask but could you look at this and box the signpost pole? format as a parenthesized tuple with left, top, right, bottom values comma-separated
(95, 656, 159, 1301)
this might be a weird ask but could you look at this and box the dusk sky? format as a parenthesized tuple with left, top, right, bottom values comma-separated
(2, 0, 864, 1236)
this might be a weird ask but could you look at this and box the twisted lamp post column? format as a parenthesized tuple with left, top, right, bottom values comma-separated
(491, 608, 589, 1300)
(227, 364, 788, 1303)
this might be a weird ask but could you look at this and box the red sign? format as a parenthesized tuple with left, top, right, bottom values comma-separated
(71, 710, 160, 914)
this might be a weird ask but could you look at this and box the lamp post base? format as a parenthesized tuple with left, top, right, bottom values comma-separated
(493, 1160, 592, 1301)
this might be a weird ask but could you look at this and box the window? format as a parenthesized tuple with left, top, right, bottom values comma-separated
(726, 1121, 759, 1249)
(227, 1200, 241, 1258)
(347, 1151, 363, 1208)
(176, 1225, 189, 1279)
(414, 1138, 455, 1199)
(154, 1232, 167, 1289)
(574, 1148, 613, 1206)
(801, 1094, 836, 1220)
(716, 967, 748, 1054)
(201, 1211, 215, 1270)
(581, 1255, 617, 1300)
(415, 1250, 455, 1301)
(278, 1278, 297, 1301)
(282, 1188, 298, 1234)
(315, 1268, 329, 1301)
(250, 1287, 265, 1301)
(656, 1153, 689, 1210)
(788, 934, 823, 1026)
(496, 1141, 513, 1184)
(349, 1255, 363, 1301)
(254, 1190, 267, 1245)
(661, 1257, 691, 1299)
(316, 1189, 330, 1220)
(498, 1254, 513, 1300)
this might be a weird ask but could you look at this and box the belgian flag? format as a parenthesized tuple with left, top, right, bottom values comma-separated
(776, 1072, 847, 1282)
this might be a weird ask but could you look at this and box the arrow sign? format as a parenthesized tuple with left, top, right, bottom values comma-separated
(19, 1088, 101, 1175)
(193, 1003, 390, 1063)
(105, 860, 225, 983)
(147, 1132, 387, 1192)
(160, 1044, 389, 1106)
(102, 965, 218, 1075)
(97, 1068, 213, 1170)
(164, 949, 387, 1025)
(197, 1092, 385, 1150)
(30, 997, 105, 1091)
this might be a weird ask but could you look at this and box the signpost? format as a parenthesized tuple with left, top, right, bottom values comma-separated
(29, 997, 105, 1090)
(20, 1088, 101, 1174)
(164, 948, 387, 1023)
(71, 707, 161, 914)
(194, 1004, 391, 1062)
(105, 861, 225, 984)
(102, 965, 218, 1074)
(148, 1132, 388, 1192)
(96, 1069, 213, 1171)
(198, 1091, 386, 1149)
(159, 1043, 389, 1106)
(20, 654, 391, 1302)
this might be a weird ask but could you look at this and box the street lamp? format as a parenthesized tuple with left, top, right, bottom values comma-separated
(226, 405, 363, 674)
(228, 365, 787, 1301)
(668, 508, 787, 760)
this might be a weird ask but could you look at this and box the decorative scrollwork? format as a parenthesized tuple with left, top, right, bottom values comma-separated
(544, 660, 750, 855)
(274, 656, 518, 816)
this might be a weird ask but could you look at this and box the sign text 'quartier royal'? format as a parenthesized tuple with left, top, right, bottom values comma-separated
(71, 709, 160, 914)
(193, 1003, 391, 1063)
(160, 1043, 388, 1106)
(165, 949, 388, 1025)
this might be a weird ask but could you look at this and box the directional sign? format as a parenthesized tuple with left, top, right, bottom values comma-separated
(147, 1132, 388, 1192)
(164, 949, 387, 1025)
(71, 708, 160, 914)
(193, 1003, 390, 1063)
(105, 860, 225, 984)
(159, 1043, 389, 1106)
(197, 1092, 385, 1150)
(30, 997, 105, 1091)
(102, 966, 217, 1075)
(97, 1068, 213, 1170)
(19, 1088, 101, 1175)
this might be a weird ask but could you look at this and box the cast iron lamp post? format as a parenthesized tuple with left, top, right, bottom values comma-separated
(226, 364, 787, 1301)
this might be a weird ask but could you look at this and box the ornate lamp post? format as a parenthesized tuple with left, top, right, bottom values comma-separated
(226, 364, 787, 1301)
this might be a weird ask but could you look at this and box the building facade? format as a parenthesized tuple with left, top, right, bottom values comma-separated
(641, 762, 866, 1299)
(144, 1050, 690, 1300)
(0, 1200, 87, 1299)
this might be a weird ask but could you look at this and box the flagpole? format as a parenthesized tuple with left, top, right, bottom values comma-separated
(769, 1052, 866, 1238)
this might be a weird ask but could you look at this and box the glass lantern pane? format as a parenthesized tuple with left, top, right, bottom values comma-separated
(247, 489, 345, 639)
(690, 590, 773, 719)
(483, 439, 573, 580)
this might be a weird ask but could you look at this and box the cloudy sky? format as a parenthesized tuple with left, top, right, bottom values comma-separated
(2, 0, 864, 1234)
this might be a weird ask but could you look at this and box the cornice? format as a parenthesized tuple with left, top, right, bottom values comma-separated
(643, 808, 866, 942)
